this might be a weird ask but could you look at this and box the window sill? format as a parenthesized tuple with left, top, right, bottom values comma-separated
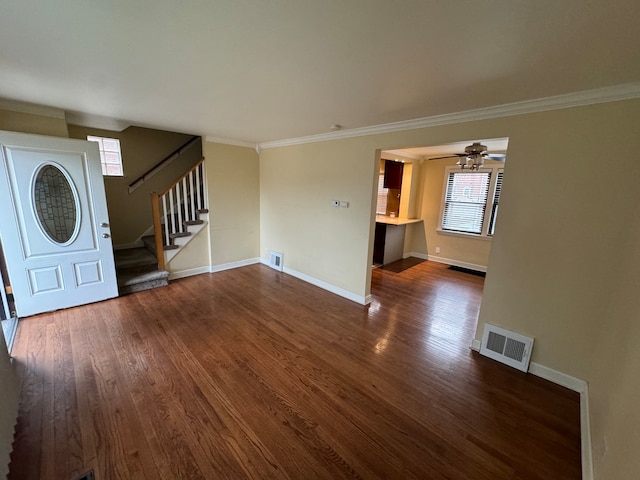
(436, 229, 493, 241)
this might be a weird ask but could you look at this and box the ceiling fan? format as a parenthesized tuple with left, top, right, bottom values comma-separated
(429, 142, 506, 170)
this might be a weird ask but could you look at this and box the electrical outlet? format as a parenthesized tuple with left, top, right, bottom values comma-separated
(339, 201, 349, 208)
(435, 247, 441, 254)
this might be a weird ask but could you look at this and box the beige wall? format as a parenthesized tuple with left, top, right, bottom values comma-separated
(204, 141, 260, 266)
(588, 217, 640, 478)
(259, 98, 640, 478)
(260, 138, 378, 299)
(0, 107, 69, 137)
(68, 126, 201, 245)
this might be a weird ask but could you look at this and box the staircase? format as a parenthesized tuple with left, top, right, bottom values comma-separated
(115, 157, 208, 295)
(115, 246, 169, 295)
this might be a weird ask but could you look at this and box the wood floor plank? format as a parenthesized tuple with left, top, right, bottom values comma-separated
(8, 261, 581, 479)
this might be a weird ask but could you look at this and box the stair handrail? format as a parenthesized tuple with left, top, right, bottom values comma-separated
(151, 157, 207, 270)
(157, 157, 205, 197)
(128, 136, 201, 194)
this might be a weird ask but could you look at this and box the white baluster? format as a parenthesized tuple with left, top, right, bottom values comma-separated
(162, 194, 170, 246)
(196, 163, 202, 210)
(182, 177, 189, 222)
(169, 186, 176, 235)
(175, 182, 183, 232)
(189, 171, 196, 221)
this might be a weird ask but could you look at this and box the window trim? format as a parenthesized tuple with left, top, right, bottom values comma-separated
(437, 165, 504, 239)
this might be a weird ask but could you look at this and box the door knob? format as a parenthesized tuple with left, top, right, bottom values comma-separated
(100, 222, 109, 228)
(102, 233, 110, 238)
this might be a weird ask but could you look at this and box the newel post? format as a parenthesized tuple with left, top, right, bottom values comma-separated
(150, 192, 165, 270)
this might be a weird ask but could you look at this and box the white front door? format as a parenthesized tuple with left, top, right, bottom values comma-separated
(0, 131, 118, 317)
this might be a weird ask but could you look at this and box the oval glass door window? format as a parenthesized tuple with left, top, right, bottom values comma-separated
(33, 164, 80, 245)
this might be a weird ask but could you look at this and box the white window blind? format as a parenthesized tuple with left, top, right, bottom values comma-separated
(442, 171, 491, 234)
(488, 171, 503, 235)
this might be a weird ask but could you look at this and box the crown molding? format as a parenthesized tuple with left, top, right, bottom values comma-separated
(0, 98, 66, 119)
(258, 82, 640, 150)
(204, 135, 256, 149)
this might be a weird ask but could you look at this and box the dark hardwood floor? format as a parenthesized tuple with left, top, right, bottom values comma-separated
(8, 260, 581, 479)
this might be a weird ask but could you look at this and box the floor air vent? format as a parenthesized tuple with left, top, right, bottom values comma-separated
(479, 324, 534, 372)
(268, 251, 284, 272)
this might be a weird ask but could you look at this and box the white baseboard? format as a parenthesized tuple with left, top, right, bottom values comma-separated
(424, 255, 487, 273)
(168, 266, 212, 280)
(527, 362, 587, 393)
(405, 252, 428, 260)
(470, 340, 592, 479)
(259, 258, 370, 305)
(168, 258, 261, 280)
(210, 257, 261, 273)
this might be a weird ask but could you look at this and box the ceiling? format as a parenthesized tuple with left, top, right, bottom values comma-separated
(1, 1, 639, 145)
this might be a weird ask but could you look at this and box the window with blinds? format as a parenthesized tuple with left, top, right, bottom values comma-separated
(442, 171, 491, 234)
(440, 166, 504, 237)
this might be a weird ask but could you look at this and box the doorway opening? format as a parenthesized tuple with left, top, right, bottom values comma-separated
(374, 137, 508, 272)
(369, 137, 509, 341)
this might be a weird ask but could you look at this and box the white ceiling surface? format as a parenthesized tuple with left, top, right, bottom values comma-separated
(1, 1, 639, 145)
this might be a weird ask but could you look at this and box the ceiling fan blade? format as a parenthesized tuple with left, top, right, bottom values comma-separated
(428, 154, 466, 160)
(484, 154, 506, 162)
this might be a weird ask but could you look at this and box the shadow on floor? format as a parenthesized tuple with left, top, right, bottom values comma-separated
(381, 257, 425, 273)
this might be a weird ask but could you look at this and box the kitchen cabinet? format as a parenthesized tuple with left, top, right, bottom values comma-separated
(383, 160, 403, 189)
(373, 223, 405, 265)
(373, 216, 423, 266)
